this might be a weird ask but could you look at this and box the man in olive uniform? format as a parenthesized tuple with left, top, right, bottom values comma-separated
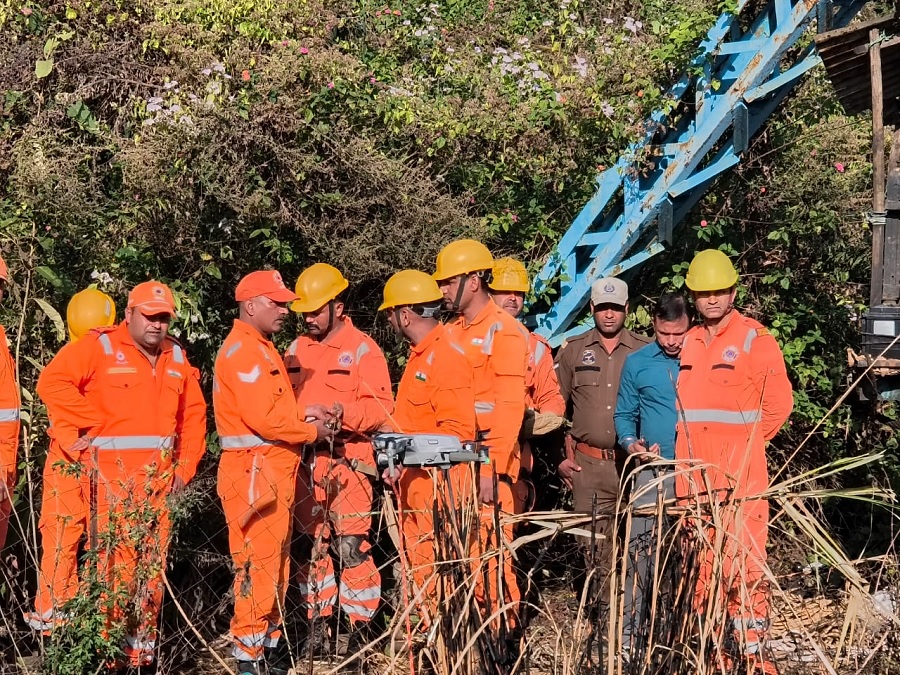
(554, 277, 649, 615)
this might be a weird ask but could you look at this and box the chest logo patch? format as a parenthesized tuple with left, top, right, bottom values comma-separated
(471, 338, 484, 346)
(415, 371, 427, 382)
(581, 350, 596, 365)
(115, 351, 127, 364)
(338, 351, 354, 367)
(722, 346, 740, 363)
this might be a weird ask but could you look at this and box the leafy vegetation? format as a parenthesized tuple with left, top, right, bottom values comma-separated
(0, 0, 896, 669)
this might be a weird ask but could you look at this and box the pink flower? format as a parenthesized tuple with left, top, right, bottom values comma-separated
(393, 9, 401, 15)
(375, 9, 382, 15)
(327, 81, 335, 89)
(510, 214, 519, 223)
(760, 187, 766, 194)
(369, 77, 376, 84)
(241, 70, 251, 81)
(299, 47, 309, 55)
(700, 220, 708, 228)
(281, 40, 289, 46)
(21, 7, 32, 15)
(834, 162, 845, 173)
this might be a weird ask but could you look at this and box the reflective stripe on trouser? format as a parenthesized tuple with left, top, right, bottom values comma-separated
(471, 479, 520, 630)
(93, 459, 171, 659)
(34, 453, 90, 621)
(25, 608, 71, 632)
(218, 447, 300, 662)
(232, 623, 284, 662)
(295, 459, 381, 623)
(692, 498, 770, 655)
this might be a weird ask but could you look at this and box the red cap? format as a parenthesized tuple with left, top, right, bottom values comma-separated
(235, 270, 298, 303)
(127, 281, 176, 316)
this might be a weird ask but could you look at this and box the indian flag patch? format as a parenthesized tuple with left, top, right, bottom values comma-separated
(415, 371, 427, 382)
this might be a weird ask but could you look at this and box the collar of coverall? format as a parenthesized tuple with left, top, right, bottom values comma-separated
(456, 296, 501, 329)
(114, 321, 174, 355)
(693, 307, 742, 343)
(233, 318, 277, 345)
(409, 322, 443, 356)
(313, 314, 355, 349)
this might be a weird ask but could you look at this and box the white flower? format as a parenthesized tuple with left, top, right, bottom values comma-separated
(601, 102, 614, 117)
(163, 80, 179, 90)
(572, 55, 588, 78)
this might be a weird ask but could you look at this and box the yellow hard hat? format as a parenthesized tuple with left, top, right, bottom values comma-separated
(67, 288, 117, 342)
(685, 249, 739, 292)
(433, 239, 494, 281)
(489, 257, 529, 293)
(291, 263, 349, 313)
(379, 270, 443, 311)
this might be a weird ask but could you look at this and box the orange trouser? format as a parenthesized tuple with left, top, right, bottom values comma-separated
(295, 456, 381, 624)
(472, 478, 520, 631)
(690, 498, 770, 654)
(93, 458, 171, 664)
(31, 452, 91, 630)
(218, 447, 300, 662)
(397, 464, 472, 624)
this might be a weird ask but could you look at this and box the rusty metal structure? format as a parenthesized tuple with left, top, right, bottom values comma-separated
(816, 14, 900, 398)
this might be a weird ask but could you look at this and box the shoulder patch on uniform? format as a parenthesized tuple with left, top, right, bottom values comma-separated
(756, 327, 770, 337)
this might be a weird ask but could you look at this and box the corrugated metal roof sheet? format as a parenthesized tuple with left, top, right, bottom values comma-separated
(814, 15, 900, 126)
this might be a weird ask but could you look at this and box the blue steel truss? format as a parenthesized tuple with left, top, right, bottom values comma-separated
(531, 0, 867, 346)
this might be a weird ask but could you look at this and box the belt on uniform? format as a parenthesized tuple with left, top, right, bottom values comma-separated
(575, 442, 617, 461)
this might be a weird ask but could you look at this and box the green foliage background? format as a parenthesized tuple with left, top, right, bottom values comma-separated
(0, 0, 895, 654)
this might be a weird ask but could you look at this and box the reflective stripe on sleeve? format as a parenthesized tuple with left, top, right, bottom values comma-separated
(0, 408, 20, 422)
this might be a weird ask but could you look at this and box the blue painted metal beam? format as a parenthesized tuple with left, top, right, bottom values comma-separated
(530, 0, 868, 346)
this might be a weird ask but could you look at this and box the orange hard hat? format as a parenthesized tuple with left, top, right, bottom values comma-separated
(291, 263, 349, 313)
(67, 288, 117, 342)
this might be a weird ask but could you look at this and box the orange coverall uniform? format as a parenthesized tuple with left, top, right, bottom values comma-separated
(675, 310, 793, 656)
(30, 344, 97, 632)
(392, 323, 477, 623)
(0, 324, 20, 550)
(446, 301, 528, 627)
(518, 330, 565, 485)
(214, 319, 320, 663)
(284, 317, 393, 624)
(35, 323, 207, 664)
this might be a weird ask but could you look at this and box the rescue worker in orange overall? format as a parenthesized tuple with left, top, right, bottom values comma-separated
(214, 270, 332, 675)
(36, 281, 207, 667)
(284, 263, 393, 652)
(675, 249, 793, 674)
(378, 269, 477, 629)
(489, 256, 565, 511)
(0, 255, 20, 552)
(433, 240, 529, 645)
(28, 288, 117, 634)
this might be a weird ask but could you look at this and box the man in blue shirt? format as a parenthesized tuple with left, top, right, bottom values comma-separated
(614, 292, 692, 659)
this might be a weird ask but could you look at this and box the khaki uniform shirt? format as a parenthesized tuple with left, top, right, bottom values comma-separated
(555, 328, 650, 449)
